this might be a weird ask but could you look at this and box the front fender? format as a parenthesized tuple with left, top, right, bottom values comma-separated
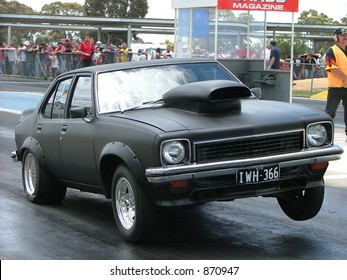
(99, 142, 147, 198)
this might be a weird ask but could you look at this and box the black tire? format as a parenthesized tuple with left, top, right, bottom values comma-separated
(111, 164, 155, 244)
(22, 150, 66, 204)
(277, 186, 324, 221)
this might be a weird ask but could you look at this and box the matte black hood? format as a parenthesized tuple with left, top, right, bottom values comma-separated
(118, 99, 328, 134)
(162, 80, 251, 113)
(114, 80, 329, 134)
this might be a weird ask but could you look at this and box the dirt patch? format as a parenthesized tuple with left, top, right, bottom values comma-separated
(292, 78, 328, 91)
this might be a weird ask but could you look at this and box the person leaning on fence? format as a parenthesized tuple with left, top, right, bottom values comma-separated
(49, 52, 59, 78)
(26, 42, 38, 77)
(78, 35, 94, 67)
(118, 42, 130, 62)
(103, 43, 115, 64)
(162, 45, 174, 59)
(92, 47, 102, 65)
(4, 43, 17, 75)
(318, 52, 327, 77)
(325, 27, 347, 141)
(71, 44, 80, 69)
(0, 43, 4, 74)
(137, 49, 147, 60)
(303, 54, 317, 79)
(17, 43, 26, 76)
(64, 44, 74, 71)
(55, 41, 67, 73)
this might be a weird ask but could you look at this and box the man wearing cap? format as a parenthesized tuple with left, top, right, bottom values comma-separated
(267, 40, 281, 70)
(325, 27, 347, 140)
(96, 41, 103, 50)
(95, 41, 105, 64)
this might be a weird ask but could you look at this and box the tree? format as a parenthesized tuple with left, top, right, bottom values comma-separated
(218, 10, 237, 22)
(84, 0, 148, 18)
(83, 0, 148, 44)
(298, 9, 339, 25)
(237, 12, 255, 24)
(41, 1, 85, 16)
(0, 0, 35, 14)
(298, 9, 340, 54)
(276, 34, 307, 60)
(39, 1, 86, 44)
(0, 0, 36, 45)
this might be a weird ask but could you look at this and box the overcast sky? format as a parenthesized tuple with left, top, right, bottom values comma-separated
(15, 0, 347, 22)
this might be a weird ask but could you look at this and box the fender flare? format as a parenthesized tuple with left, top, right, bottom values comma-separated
(99, 142, 147, 197)
(20, 137, 46, 167)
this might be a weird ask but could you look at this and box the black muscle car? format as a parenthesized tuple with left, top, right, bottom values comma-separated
(12, 58, 343, 243)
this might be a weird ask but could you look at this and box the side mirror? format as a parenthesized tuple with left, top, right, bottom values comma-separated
(70, 106, 88, 118)
(250, 88, 262, 99)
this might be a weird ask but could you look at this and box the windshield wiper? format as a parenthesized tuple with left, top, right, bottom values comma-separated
(142, 99, 163, 105)
(121, 99, 164, 113)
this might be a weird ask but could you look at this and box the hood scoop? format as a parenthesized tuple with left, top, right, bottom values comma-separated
(163, 80, 251, 113)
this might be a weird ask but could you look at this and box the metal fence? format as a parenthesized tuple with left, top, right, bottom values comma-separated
(1, 50, 328, 92)
(0, 50, 123, 80)
(292, 62, 327, 80)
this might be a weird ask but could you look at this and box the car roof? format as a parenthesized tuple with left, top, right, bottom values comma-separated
(66, 58, 218, 75)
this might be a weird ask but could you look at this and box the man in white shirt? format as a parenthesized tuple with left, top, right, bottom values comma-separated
(162, 45, 174, 59)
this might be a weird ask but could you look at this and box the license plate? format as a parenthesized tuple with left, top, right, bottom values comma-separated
(236, 164, 280, 185)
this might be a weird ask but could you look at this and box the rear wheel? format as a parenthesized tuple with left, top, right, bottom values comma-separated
(22, 150, 66, 204)
(277, 186, 324, 221)
(111, 164, 155, 243)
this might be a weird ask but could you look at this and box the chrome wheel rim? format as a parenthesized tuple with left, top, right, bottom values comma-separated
(24, 153, 37, 196)
(115, 177, 135, 230)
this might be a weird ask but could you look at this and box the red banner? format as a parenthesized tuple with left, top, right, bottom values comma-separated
(218, 0, 299, 12)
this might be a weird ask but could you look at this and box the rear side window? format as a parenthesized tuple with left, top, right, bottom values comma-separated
(42, 78, 72, 119)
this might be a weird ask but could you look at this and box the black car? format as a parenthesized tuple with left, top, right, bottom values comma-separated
(12, 58, 343, 243)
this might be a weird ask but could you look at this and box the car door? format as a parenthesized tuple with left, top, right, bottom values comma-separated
(34, 76, 73, 179)
(58, 75, 100, 186)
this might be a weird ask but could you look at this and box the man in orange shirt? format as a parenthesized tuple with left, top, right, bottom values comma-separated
(325, 28, 347, 141)
(78, 35, 94, 67)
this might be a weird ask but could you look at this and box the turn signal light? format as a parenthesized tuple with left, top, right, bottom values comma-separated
(309, 162, 328, 170)
(169, 180, 189, 189)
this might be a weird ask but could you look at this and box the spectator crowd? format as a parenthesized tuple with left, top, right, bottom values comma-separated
(1, 36, 327, 81)
(0, 36, 175, 79)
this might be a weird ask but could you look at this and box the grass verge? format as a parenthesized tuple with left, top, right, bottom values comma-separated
(292, 89, 323, 98)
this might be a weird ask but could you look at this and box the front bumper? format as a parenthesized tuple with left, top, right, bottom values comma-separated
(146, 145, 343, 183)
(11, 151, 20, 162)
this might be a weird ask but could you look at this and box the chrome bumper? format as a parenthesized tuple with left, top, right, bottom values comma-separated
(146, 145, 343, 183)
(11, 151, 19, 162)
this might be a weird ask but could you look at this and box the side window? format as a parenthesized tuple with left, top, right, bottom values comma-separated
(70, 76, 93, 117)
(42, 78, 73, 119)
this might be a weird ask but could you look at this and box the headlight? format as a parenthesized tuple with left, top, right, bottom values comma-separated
(161, 140, 189, 165)
(307, 124, 328, 147)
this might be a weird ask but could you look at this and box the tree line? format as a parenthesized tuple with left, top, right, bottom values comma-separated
(0, 0, 346, 57)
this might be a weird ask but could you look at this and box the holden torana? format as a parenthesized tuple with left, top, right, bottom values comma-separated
(12, 58, 343, 243)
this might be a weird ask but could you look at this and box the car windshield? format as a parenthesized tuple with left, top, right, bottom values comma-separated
(97, 62, 237, 113)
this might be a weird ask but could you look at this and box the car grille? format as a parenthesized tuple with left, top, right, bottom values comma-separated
(194, 131, 304, 163)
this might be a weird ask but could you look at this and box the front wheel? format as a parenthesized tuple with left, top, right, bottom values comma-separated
(22, 150, 66, 204)
(277, 186, 324, 221)
(111, 164, 155, 243)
